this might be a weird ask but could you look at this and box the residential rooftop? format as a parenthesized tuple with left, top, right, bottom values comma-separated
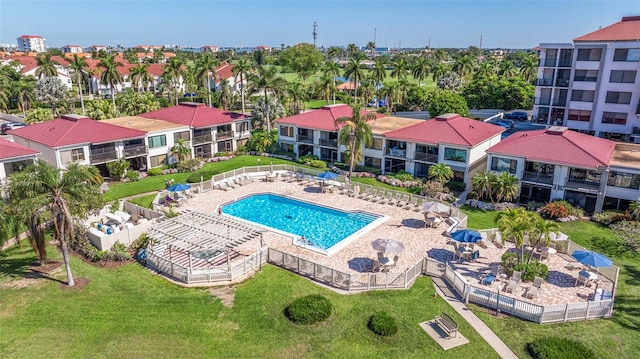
(609, 143, 640, 169)
(368, 116, 422, 135)
(101, 116, 189, 133)
(574, 16, 640, 42)
(0, 138, 40, 160)
(140, 102, 250, 128)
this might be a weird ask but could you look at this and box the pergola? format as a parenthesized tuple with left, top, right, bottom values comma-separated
(147, 210, 264, 271)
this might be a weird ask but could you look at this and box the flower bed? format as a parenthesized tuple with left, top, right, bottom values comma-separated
(376, 175, 422, 188)
(207, 155, 235, 163)
(465, 199, 519, 211)
(329, 166, 376, 178)
(247, 151, 295, 161)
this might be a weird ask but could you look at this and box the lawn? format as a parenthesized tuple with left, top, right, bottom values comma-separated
(0, 245, 501, 359)
(460, 207, 640, 358)
(351, 176, 413, 193)
(126, 193, 157, 209)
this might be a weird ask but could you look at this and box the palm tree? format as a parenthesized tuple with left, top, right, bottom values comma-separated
(411, 56, 430, 87)
(380, 81, 400, 114)
(322, 60, 341, 104)
(346, 43, 359, 58)
(231, 58, 252, 114)
(218, 79, 233, 110)
(343, 54, 365, 101)
(428, 163, 454, 184)
(366, 41, 376, 59)
(472, 170, 497, 202)
(196, 54, 219, 106)
(476, 61, 496, 78)
(335, 105, 376, 181)
(452, 55, 475, 78)
(629, 200, 640, 219)
(527, 214, 560, 264)
(390, 57, 409, 82)
(35, 53, 59, 79)
(520, 54, 538, 83)
(128, 63, 152, 93)
(286, 81, 307, 115)
(431, 63, 449, 82)
(8, 160, 104, 285)
(495, 207, 530, 262)
(494, 171, 520, 202)
(369, 60, 387, 108)
(248, 65, 285, 132)
(67, 54, 89, 114)
(163, 58, 186, 105)
(499, 60, 519, 78)
(98, 53, 124, 111)
(170, 138, 191, 163)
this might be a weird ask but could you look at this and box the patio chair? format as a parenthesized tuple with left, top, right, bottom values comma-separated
(423, 213, 434, 228)
(470, 250, 480, 262)
(397, 194, 410, 207)
(410, 197, 422, 212)
(505, 271, 521, 293)
(526, 276, 543, 300)
(386, 192, 400, 206)
(357, 187, 370, 199)
(575, 273, 589, 287)
(480, 266, 500, 285)
(216, 182, 229, 191)
(225, 180, 237, 189)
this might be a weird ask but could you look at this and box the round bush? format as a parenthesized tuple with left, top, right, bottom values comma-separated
(285, 294, 332, 325)
(526, 337, 595, 359)
(367, 311, 398, 336)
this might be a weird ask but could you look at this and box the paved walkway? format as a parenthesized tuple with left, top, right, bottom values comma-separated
(432, 277, 519, 359)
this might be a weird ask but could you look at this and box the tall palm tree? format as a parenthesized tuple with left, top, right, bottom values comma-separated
(380, 81, 400, 114)
(369, 59, 387, 108)
(128, 63, 152, 93)
(343, 54, 365, 101)
(495, 207, 531, 262)
(390, 57, 409, 82)
(163, 57, 186, 105)
(286, 81, 307, 115)
(35, 53, 59, 79)
(411, 56, 430, 87)
(494, 171, 520, 202)
(231, 58, 252, 114)
(316, 72, 334, 104)
(527, 214, 560, 264)
(472, 170, 497, 202)
(98, 53, 124, 111)
(428, 163, 454, 184)
(336, 105, 376, 181)
(67, 54, 89, 114)
(628, 200, 640, 219)
(476, 61, 496, 78)
(431, 63, 449, 82)
(170, 138, 192, 163)
(8, 160, 104, 286)
(452, 55, 475, 78)
(248, 65, 285, 132)
(322, 60, 341, 104)
(218, 79, 233, 110)
(499, 60, 519, 78)
(196, 54, 219, 107)
(520, 54, 538, 83)
(366, 41, 376, 60)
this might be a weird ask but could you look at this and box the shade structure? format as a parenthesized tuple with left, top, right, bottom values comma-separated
(422, 201, 450, 214)
(450, 229, 483, 243)
(167, 183, 191, 192)
(572, 250, 613, 268)
(317, 171, 339, 181)
(371, 238, 405, 255)
(547, 232, 568, 242)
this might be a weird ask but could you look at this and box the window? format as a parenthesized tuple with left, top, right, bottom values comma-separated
(573, 69, 598, 82)
(173, 131, 190, 142)
(576, 48, 602, 61)
(605, 91, 632, 104)
(148, 135, 167, 148)
(613, 48, 640, 62)
(607, 171, 640, 189)
(364, 156, 382, 169)
(280, 143, 293, 153)
(602, 112, 627, 125)
(236, 121, 249, 133)
(568, 109, 591, 122)
(149, 154, 167, 168)
(443, 148, 467, 162)
(609, 70, 637, 83)
(60, 148, 85, 164)
(570, 90, 594, 102)
(365, 138, 383, 150)
(490, 157, 517, 174)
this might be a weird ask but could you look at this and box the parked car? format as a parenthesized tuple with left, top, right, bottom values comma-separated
(495, 120, 515, 129)
(504, 111, 529, 121)
(1, 122, 26, 134)
(367, 97, 387, 107)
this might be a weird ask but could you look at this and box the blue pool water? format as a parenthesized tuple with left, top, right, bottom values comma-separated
(221, 194, 379, 250)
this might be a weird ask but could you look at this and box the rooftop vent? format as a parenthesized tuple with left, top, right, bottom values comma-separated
(61, 114, 89, 122)
(435, 113, 460, 121)
(545, 126, 568, 135)
(621, 16, 640, 22)
(179, 102, 204, 107)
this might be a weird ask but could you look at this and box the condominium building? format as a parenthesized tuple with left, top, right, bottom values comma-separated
(533, 16, 640, 142)
(16, 35, 47, 52)
(62, 45, 84, 53)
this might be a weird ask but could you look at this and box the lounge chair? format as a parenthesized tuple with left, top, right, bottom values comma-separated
(386, 192, 400, 206)
(526, 276, 543, 300)
(358, 187, 371, 200)
(410, 197, 422, 212)
(505, 270, 522, 293)
(480, 266, 500, 285)
(365, 189, 380, 201)
(216, 182, 229, 191)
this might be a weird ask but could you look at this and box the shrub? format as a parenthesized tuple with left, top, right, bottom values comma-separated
(526, 201, 545, 211)
(187, 169, 218, 183)
(309, 160, 327, 168)
(466, 191, 479, 200)
(125, 171, 140, 182)
(285, 294, 332, 325)
(297, 154, 319, 165)
(445, 180, 466, 193)
(514, 261, 548, 282)
(392, 170, 415, 182)
(526, 337, 596, 359)
(177, 158, 203, 172)
(500, 252, 519, 274)
(106, 159, 130, 180)
(540, 201, 570, 219)
(147, 168, 163, 176)
(130, 232, 150, 255)
(368, 311, 398, 336)
(104, 242, 132, 261)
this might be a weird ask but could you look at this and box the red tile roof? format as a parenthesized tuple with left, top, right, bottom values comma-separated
(140, 103, 249, 128)
(574, 16, 640, 42)
(383, 114, 504, 147)
(214, 62, 235, 82)
(9, 115, 146, 147)
(19, 35, 43, 39)
(486, 127, 615, 169)
(0, 138, 40, 160)
(277, 104, 382, 132)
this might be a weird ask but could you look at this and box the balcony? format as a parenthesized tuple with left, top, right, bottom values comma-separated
(539, 59, 556, 67)
(90, 150, 118, 164)
(557, 59, 573, 67)
(123, 145, 148, 158)
(552, 98, 567, 107)
(535, 97, 552, 105)
(633, 127, 640, 135)
(192, 133, 212, 145)
(565, 178, 600, 192)
(536, 79, 553, 86)
(297, 135, 314, 144)
(522, 171, 554, 185)
(216, 131, 233, 141)
(555, 79, 570, 87)
(414, 152, 438, 163)
(385, 148, 407, 158)
(318, 138, 338, 147)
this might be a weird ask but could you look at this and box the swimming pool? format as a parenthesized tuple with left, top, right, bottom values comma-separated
(221, 193, 385, 255)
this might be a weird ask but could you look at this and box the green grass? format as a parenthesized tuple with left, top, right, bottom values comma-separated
(304, 99, 328, 109)
(351, 177, 413, 193)
(0, 245, 500, 359)
(126, 193, 157, 209)
(460, 205, 498, 230)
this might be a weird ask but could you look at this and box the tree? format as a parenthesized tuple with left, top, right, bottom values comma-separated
(35, 53, 59, 79)
(628, 200, 640, 219)
(390, 57, 409, 82)
(248, 65, 286, 132)
(85, 100, 118, 120)
(343, 54, 365, 101)
(519, 53, 539, 83)
(428, 163, 454, 184)
(67, 54, 89, 115)
(279, 43, 323, 83)
(231, 58, 252, 114)
(25, 108, 54, 124)
(431, 63, 449, 82)
(128, 63, 152, 93)
(495, 207, 530, 262)
(335, 105, 376, 181)
(98, 54, 124, 112)
(286, 81, 307, 115)
(322, 60, 341, 105)
(437, 72, 464, 92)
(0, 200, 20, 248)
(8, 160, 104, 285)
(472, 170, 497, 202)
(369, 60, 387, 108)
(163, 58, 186, 105)
(494, 171, 520, 202)
(170, 138, 191, 163)
(366, 41, 376, 59)
(452, 55, 475, 78)
(527, 214, 560, 264)
(411, 56, 430, 87)
(195, 54, 219, 106)
(462, 75, 534, 111)
(246, 129, 277, 152)
(426, 89, 469, 117)
(34, 77, 67, 116)
(251, 96, 285, 131)
(476, 61, 497, 78)
(380, 81, 400, 114)
(217, 79, 233, 110)
(116, 91, 160, 115)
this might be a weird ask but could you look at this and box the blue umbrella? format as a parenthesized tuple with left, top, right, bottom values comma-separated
(317, 171, 338, 181)
(167, 183, 191, 192)
(572, 250, 613, 268)
(450, 229, 483, 243)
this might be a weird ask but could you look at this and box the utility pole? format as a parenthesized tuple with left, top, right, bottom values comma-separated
(479, 34, 483, 49)
(313, 22, 318, 48)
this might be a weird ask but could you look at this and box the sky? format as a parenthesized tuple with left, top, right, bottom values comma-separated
(0, 0, 639, 49)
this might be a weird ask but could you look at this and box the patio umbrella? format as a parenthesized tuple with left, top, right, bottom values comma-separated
(167, 183, 191, 192)
(572, 250, 613, 268)
(371, 238, 405, 255)
(450, 229, 483, 243)
(422, 201, 450, 214)
(317, 171, 339, 181)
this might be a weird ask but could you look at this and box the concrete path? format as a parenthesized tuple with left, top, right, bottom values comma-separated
(433, 279, 519, 359)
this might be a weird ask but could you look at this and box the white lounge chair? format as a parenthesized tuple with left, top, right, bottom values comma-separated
(526, 276, 543, 300)
(505, 271, 522, 293)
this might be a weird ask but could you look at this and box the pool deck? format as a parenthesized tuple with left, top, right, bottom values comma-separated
(181, 177, 612, 306)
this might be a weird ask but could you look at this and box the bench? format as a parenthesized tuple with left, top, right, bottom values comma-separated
(434, 312, 458, 338)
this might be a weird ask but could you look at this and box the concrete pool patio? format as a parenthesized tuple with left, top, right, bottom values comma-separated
(165, 174, 617, 307)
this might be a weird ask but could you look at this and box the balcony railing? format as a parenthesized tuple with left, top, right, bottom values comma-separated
(216, 131, 233, 141)
(522, 171, 554, 185)
(414, 152, 438, 163)
(90, 151, 118, 164)
(565, 178, 601, 191)
(536, 79, 553, 86)
(632, 127, 640, 135)
(535, 97, 552, 105)
(555, 79, 570, 87)
(539, 59, 556, 67)
(385, 148, 407, 158)
(192, 134, 212, 145)
(297, 135, 314, 144)
(318, 138, 338, 147)
(123, 145, 148, 158)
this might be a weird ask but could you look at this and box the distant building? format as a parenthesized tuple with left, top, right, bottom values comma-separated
(254, 46, 272, 52)
(16, 35, 46, 52)
(200, 45, 219, 53)
(88, 45, 107, 52)
(0, 43, 18, 50)
(62, 45, 83, 53)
